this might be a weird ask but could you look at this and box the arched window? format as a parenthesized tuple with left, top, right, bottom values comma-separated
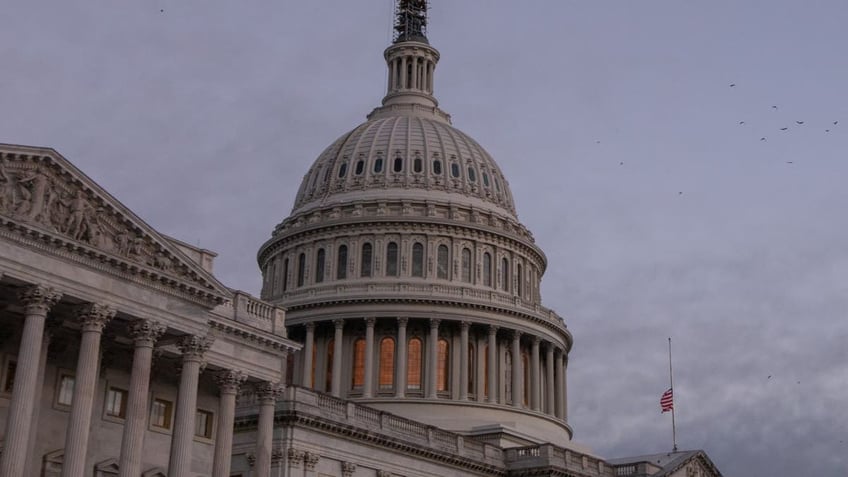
(437, 338, 450, 393)
(379, 337, 395, 390)
(483, 344, 489, 398)
(355, 159, 365, 175)
(407, 337, 423, 391)
(522, 351, 530, 406)
(461, 248, 472, 283)
(450, 162, 460, 178)
(386, 242, 399, 276)
(297, 253, 306, 287)
(411, 243, 424, 277)
(501, 258, 509, 292)
(413, 157, 423, 173)
(315, 249, 325, 283)
(337, 245, 348, 280)
(393, 157, 403, 173)
(338, 162, 348, 178)
(482, 172, 490, 187)
(517, 263, 523, 297)
(360, 243, 373, 277)
(505, 351, 513, 403)
(468, 343, 475, 395)
(352, 338, 366, 390)
(467, 166, 477, 183)
(282, 258, 289, 291)
(483, 252, 492, 287)
(325, 339, 334, 392)
(437, 245, 449, 279)
(373, 157, 384, 173)
(433, 159, 442, 175)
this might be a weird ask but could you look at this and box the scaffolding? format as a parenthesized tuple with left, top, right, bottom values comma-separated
(394, 0, 429, 43)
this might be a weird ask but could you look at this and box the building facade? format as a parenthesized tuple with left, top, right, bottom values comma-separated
(0, 2, 722, 477)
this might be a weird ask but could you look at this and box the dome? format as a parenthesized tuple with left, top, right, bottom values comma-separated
(292, 111, 517, 219)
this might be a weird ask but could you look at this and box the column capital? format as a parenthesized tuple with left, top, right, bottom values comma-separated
(305, 322, 316, 332)
(304, 451, 320, 470)
(216, 369, 247, 395)
(127, 319, 166, 346)
(429, 318, 441, 328)
(341, 462, 357, 477)
(532, 335, 541, 345)
(365, 317, 376, 327)
(488, 324, 499, 336)
(75, 303, 116, 332)
(19, 284, 62, 315)
(177, 334, 213, 362)
(397, 317, 408, 327)
(256, 381, 284, 403)
(333, 318, 345, 330)
(512, 330, 522, 341)
(287, 448, 304, 469)
(460, 320, 471, 331)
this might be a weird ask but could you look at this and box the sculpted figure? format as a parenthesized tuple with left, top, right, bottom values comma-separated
(0, 156, 10, 211)
(16, 167, 55, 224)
(64, 189, 92, 240)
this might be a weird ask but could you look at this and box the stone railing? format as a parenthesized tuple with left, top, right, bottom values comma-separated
(504, 444, 615, 477)
(216, 290, 286, 336)
(280, 281, 565, 327)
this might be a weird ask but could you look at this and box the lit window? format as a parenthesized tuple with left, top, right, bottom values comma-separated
(105, 387, 128, 419)
(315, 249, 325, 283)
(325, 339, 334, 391)
(57, 373, 75, 407)
(505, 351, 513, 403)
(297, 253, 306, 287)
(360, 243, 373, 277)
(411, 243, 424, 277)
(483, 345, 489, 398)
(468, 344, 475, 395)
(483, 252, 492, 287)
(379, 337, 395, 390)
(437, 338, 450, 392)
(461, 248, 472, 283)
(407, 338, 423, 391)
(195, 409, 214, 439)
(151, 398, 173, 430)
(337, 245, 348, 280)
(437, 245, 449, 280)
(352, 338, 366, 389)
(386, 242, 399, 276)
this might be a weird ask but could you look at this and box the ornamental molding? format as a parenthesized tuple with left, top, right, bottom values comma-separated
(176, 334, 213, 361)
(75, 302, 116, 332)
(0, 146, 230, 306)
(18, 284, 62, 314)
(207, 318, 298, 354)
(216, 369, 248, 394)
(127, 319, 166, 346)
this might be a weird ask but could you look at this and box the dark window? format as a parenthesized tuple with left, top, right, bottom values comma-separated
(315, 249, 325, 283)
(437, 245, 449, 279)
(412, 243, 424, 277)
(467, 167, 477, 182)
(461, 248, 472, 283)
(451, 163, 460, 178)
(483, 173, 490, 187)
(433, 160, 442, 175)
(494, 177, 501, 192)
(501, 257, 509, 292)
(393, 157, 403, 173)
(517, 263, 523, 297)
(297, 253, 306, 287)
(361, 243, 373, 277)
(355, 159, 365, 175)
(386, 242, 399, 276)
(337, 245, 348, 280)
(413, 157, 423, 173)
(338, 163, 348, 178)
(468, 344, 475, 395)
(374, 157, 384, 173)
(483, 252, 492, 287)
(282, 259, 289, 291)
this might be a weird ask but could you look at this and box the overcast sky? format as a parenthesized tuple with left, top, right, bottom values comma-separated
(2, 1, 847, 475)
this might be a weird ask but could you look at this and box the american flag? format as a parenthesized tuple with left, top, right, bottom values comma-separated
(660, 388, 674, 413)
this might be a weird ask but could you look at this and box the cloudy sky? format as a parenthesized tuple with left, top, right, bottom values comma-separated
(2, 1, 847, 475)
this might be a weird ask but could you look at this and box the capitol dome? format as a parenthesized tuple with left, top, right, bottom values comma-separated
(258, 2, 574, 449)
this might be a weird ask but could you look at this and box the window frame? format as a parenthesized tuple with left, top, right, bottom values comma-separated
(149, 396, 175, 434)
(194, 408, 215, 441)
(54, 369, 76, 410)
(103, 384, 129, 423)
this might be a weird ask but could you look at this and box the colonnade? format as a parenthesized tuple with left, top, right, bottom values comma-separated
(0, 283, 284, 477)
(299, 317, 568, 421)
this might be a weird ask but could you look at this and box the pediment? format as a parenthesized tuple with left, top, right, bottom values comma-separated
(0, 144, 230, 305)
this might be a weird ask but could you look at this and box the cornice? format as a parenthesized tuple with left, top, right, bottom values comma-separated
(208, 318, 301, 354)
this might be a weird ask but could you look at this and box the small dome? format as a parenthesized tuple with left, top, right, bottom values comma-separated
(292, 113, 517, 218)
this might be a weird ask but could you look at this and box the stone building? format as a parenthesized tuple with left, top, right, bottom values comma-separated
(0, 2, 722, 477)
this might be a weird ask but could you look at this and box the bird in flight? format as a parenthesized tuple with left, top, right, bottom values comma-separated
(729, 83, 736, 87)
(739, 121, 745, 125)
(772, 105, 778, 109)
(780, 127, 788, 131)
(834, 121, 839, 125)
(786, 161, 794, 164)
(760, 137, 767, 141)
(796, 121, 805, 125)
(826, 129, 830, 133)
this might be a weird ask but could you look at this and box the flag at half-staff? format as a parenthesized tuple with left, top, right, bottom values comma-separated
(660, 388, 674, 413)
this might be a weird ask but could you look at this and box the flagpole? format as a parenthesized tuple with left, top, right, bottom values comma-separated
(668, 337, 677, 452)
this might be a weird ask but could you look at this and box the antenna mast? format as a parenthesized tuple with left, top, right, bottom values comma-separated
(394, 0, 429, 43)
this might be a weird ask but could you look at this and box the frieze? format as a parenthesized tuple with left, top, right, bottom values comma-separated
(0, 149, 228, 305)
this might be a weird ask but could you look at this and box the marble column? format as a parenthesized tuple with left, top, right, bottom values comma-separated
(211, 370, 247, 477)
(400, 56, 407, 89)
(530, 336, 541, 411)
(459, 321, 470, 400)
(61, 303, 116, 477)
(302, 322, 315, 388)
(331, 319, 344, 396)
(554, 349, 564, 420)
(545, 344, 555, 415)
(363, 317, 376, 397)
(255, 382, 284, 477)
(118, 319, 166, 477)
(427, 319, 440, 398)
(24, 319, 60, 477)
(394, 317, 408, 397)
(511, 331, 522, 408)
(0, 285, 61, 477)
(487, 325, 498, 403)
(560, 353, 568, 420)
(169, 334, 213, 477)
